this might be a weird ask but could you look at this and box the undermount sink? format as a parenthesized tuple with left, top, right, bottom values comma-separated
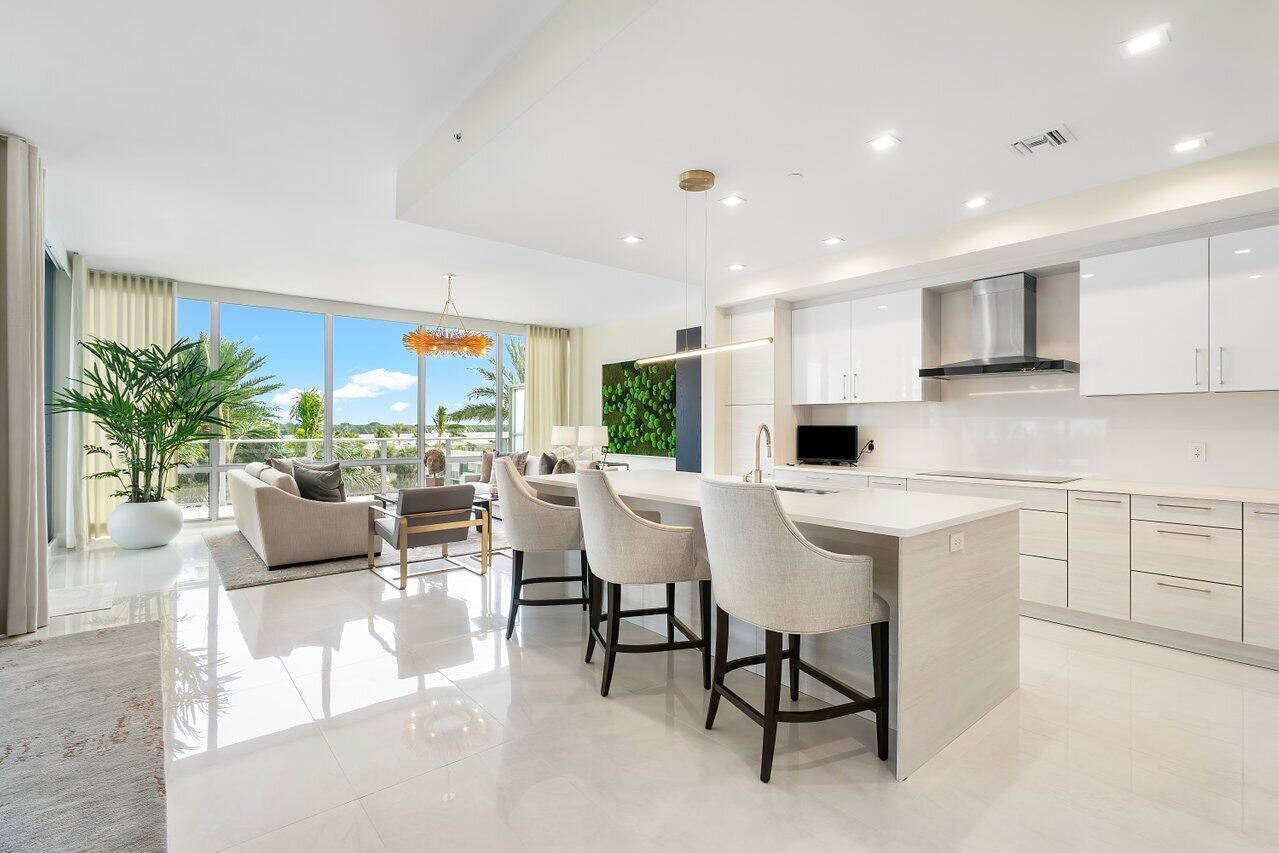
(773, 484, 838, 495)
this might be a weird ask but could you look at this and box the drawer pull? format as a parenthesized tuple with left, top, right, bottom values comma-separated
(1254, 510, 1279, 517)
(1156, 503, 1212, 511)
(1075, 497, 1122, 504)
(1156, 528, 1211, 539)
(1156, 581, 1212, 594)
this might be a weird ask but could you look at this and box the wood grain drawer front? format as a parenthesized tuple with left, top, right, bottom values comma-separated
(908, 478, 1067, 512)
(1131, 571, 1242, 642)
(1068, 492, 1131, 620)
(1245, 503, 1279, 649)
(1020, 555, 1067, 607)
(1131, 494, 1242, 529)
(1130, 520, 1243, 585)
(1020, 509, 1067, 560)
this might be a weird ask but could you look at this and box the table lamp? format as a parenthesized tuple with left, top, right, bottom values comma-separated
(577, 425, 609, 465)
(551, 425, 578, 460)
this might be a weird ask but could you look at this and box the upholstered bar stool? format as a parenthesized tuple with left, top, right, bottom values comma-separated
(698, 478, 890, 783)
(494, 457, 591, 640)
(576, 469, 712, 697)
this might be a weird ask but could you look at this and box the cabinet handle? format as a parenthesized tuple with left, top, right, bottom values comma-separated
(852, 372, 858, 400)
(1156, 528, 1211, 539)
(1194, 348, 1202, 386)
(1156, 503, 1211, 511)
(1075, 497, 1122, 504)
(1254, 510, 1279, 517)
(1156, 581, 1212, 594)
(1218, 346, 1225, 386)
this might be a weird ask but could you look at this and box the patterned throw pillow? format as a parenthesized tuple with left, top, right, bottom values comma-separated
(496, 450, 529, 477)
(552, 458, 575, 475)
(480, 451, 494, 483)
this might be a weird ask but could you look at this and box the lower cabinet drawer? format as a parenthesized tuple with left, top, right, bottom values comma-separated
(1130, 571, 1242, 642)
(1020, 509, 1066, 560)
(1131, 520, 1242, 585)
(869, 476, 907, 490)
(1020, 555, 1067, 607)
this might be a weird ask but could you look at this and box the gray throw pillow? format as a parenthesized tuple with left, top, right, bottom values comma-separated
(552, 458, 575, 475)
(265, 457, 294, 475)
(539, 451, 557, 475)
(293, 463, 345, 502)
(292, 460, 346, 501)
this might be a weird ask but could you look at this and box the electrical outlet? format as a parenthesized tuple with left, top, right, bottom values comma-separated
(1189, 442, 1207, 463)
(949, 532, 965, 553)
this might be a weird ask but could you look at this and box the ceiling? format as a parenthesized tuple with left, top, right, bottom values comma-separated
(411, 0, 1279, 291)
(0, 0, 686, 327)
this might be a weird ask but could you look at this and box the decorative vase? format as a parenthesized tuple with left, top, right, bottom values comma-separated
(107, 500, 184, 549)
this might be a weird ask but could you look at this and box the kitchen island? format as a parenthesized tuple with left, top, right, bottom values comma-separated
(525, 469, 1022, 780)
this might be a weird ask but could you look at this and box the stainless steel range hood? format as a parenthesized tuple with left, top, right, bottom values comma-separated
(919, 272, 1079, 378)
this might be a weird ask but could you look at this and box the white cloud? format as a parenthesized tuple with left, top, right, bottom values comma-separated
(332, 367, 417, 400)
(389, 401, 410, 413)
(271, 388, 303, 407)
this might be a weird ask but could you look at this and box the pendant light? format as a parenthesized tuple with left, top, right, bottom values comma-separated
(635, 169, 772, 365)
(403, 273, 493, 357)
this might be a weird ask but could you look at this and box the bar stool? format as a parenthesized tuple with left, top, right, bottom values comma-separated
(576, 469, 712, 697)
(494, 457, 590, 640)
(698, 478, 890, 783)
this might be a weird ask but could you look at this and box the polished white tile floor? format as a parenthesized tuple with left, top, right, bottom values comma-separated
(41, 524, 1279, 851)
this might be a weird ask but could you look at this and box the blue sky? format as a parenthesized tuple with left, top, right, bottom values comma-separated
(178, 299, 502, 424)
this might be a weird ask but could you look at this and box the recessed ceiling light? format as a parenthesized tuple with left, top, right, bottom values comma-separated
(727, 263, 746, 271)
(867, 132, 900, 151)
(964, 195, 991, 210)
(1122, 25, 1170, 56)
(1172, 135, 1207, 153)
(620, 234, 643, 244)
(877, 304, 889, 310)
(1235, 248, 1252, 254)
(1249, 274, 1262, 279)
(788, 171, 804, 180)
(720, 194, 746, 208)
(822, 236, 845, 246)
(1080, 273, 1095, 279)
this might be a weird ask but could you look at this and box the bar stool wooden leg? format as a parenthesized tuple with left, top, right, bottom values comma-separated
(872, 619, 890, 760)
(761, 630, 784, 783)
(705, 605, 730, 729)
(601, 583, 622, 697)
(585, 571, 603, 663)
(788, 634, 801, 701)
(505, 549, 524, 640)
(665, 583, 676, 643)
(580, 552, 591, 611)
(699, 580, 712, 690)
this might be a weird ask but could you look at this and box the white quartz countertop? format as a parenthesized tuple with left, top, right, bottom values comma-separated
(779, 463, 1279, 506)
(525, 470, 1021, 538)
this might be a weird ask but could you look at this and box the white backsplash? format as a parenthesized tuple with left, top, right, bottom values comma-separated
(803, 272, 1279, 489)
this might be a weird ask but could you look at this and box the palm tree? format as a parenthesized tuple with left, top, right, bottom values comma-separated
(450, 337, 525, 424)
(290, 388, 324, 439)
(179, 334, 283, 464)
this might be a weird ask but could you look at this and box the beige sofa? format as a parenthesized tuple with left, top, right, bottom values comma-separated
(227, 462, 377, 568)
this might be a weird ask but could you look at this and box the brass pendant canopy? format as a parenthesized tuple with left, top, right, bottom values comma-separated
(678, 169, 716, 192)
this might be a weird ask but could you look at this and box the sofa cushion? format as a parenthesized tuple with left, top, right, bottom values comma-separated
(259, 467, 301, 496)
(265, 457, 294, 475)
(293, 464, 345, 502)
(292, 460, 346, 501)
(538, 451, 558, 475)
(245, 461, 270, 479)
(552, 457, 575, 475)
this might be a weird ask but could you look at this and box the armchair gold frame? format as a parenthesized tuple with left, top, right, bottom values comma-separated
(367, 503, 493, 590)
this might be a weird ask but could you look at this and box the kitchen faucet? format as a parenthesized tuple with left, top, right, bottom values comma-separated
(745, 423, 772, 483)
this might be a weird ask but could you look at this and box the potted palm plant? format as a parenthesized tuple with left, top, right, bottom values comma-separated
(50, 337, 242, 549)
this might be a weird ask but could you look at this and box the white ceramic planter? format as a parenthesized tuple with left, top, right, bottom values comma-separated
(108, 500, 184, 549)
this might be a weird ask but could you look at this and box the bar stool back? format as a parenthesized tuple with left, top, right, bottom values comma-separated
(698, 478, 891, 782)
(576, 469, 712, 696)
(494, 457, 590, 640)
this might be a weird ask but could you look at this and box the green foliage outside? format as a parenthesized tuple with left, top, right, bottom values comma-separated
(601, 360, 676, 457)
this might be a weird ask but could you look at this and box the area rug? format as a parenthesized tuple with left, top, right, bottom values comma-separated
(48, 581, 118, 617)
(206, 525, 509, 591)
(0, 621, 165, 853)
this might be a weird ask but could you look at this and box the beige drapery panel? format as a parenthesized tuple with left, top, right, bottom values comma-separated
(84, 271, 175, 538)
(0, 135, 49, 636)
(63, 253, 88, 548)
(525, 325, 570, 453)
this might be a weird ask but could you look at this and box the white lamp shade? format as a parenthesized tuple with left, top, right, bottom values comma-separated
(550, 426, 578, 446)
(578, 425, 609, 448)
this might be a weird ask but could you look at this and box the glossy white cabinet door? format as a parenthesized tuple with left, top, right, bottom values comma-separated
(850, 289, 925, 403)
(1210, 224, 1279, 392)
(790, 301, 851, 404)
(1079, 239, 1210, 396)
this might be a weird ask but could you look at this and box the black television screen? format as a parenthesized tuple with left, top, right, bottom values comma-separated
(796, 425, 858, 464)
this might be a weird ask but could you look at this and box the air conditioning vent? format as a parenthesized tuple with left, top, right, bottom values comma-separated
(1010, 125, 1075, 156)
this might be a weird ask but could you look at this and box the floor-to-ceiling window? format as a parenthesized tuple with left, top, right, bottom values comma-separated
(174, 294, 523, 520)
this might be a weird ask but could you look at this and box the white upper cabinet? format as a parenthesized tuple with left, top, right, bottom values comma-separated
(1209, 224, 1279, 393)
(850, 289, 928, 403)
(1079, 238, 1210, 396)
(790, 301, 851, 404)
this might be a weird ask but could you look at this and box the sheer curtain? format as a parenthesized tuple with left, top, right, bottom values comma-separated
(62, 253, 88, 548)
(525, 325, 570, 453)
(83, 271, 175, 538)
(0, 134, 48, 636)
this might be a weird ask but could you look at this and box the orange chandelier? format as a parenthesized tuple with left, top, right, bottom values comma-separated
(403, 273, 492, 358)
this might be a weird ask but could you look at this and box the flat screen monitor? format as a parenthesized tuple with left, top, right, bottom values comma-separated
(796, 425, 858, 465)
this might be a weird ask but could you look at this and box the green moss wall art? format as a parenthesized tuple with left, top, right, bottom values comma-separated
(601, 359, 676, 457)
